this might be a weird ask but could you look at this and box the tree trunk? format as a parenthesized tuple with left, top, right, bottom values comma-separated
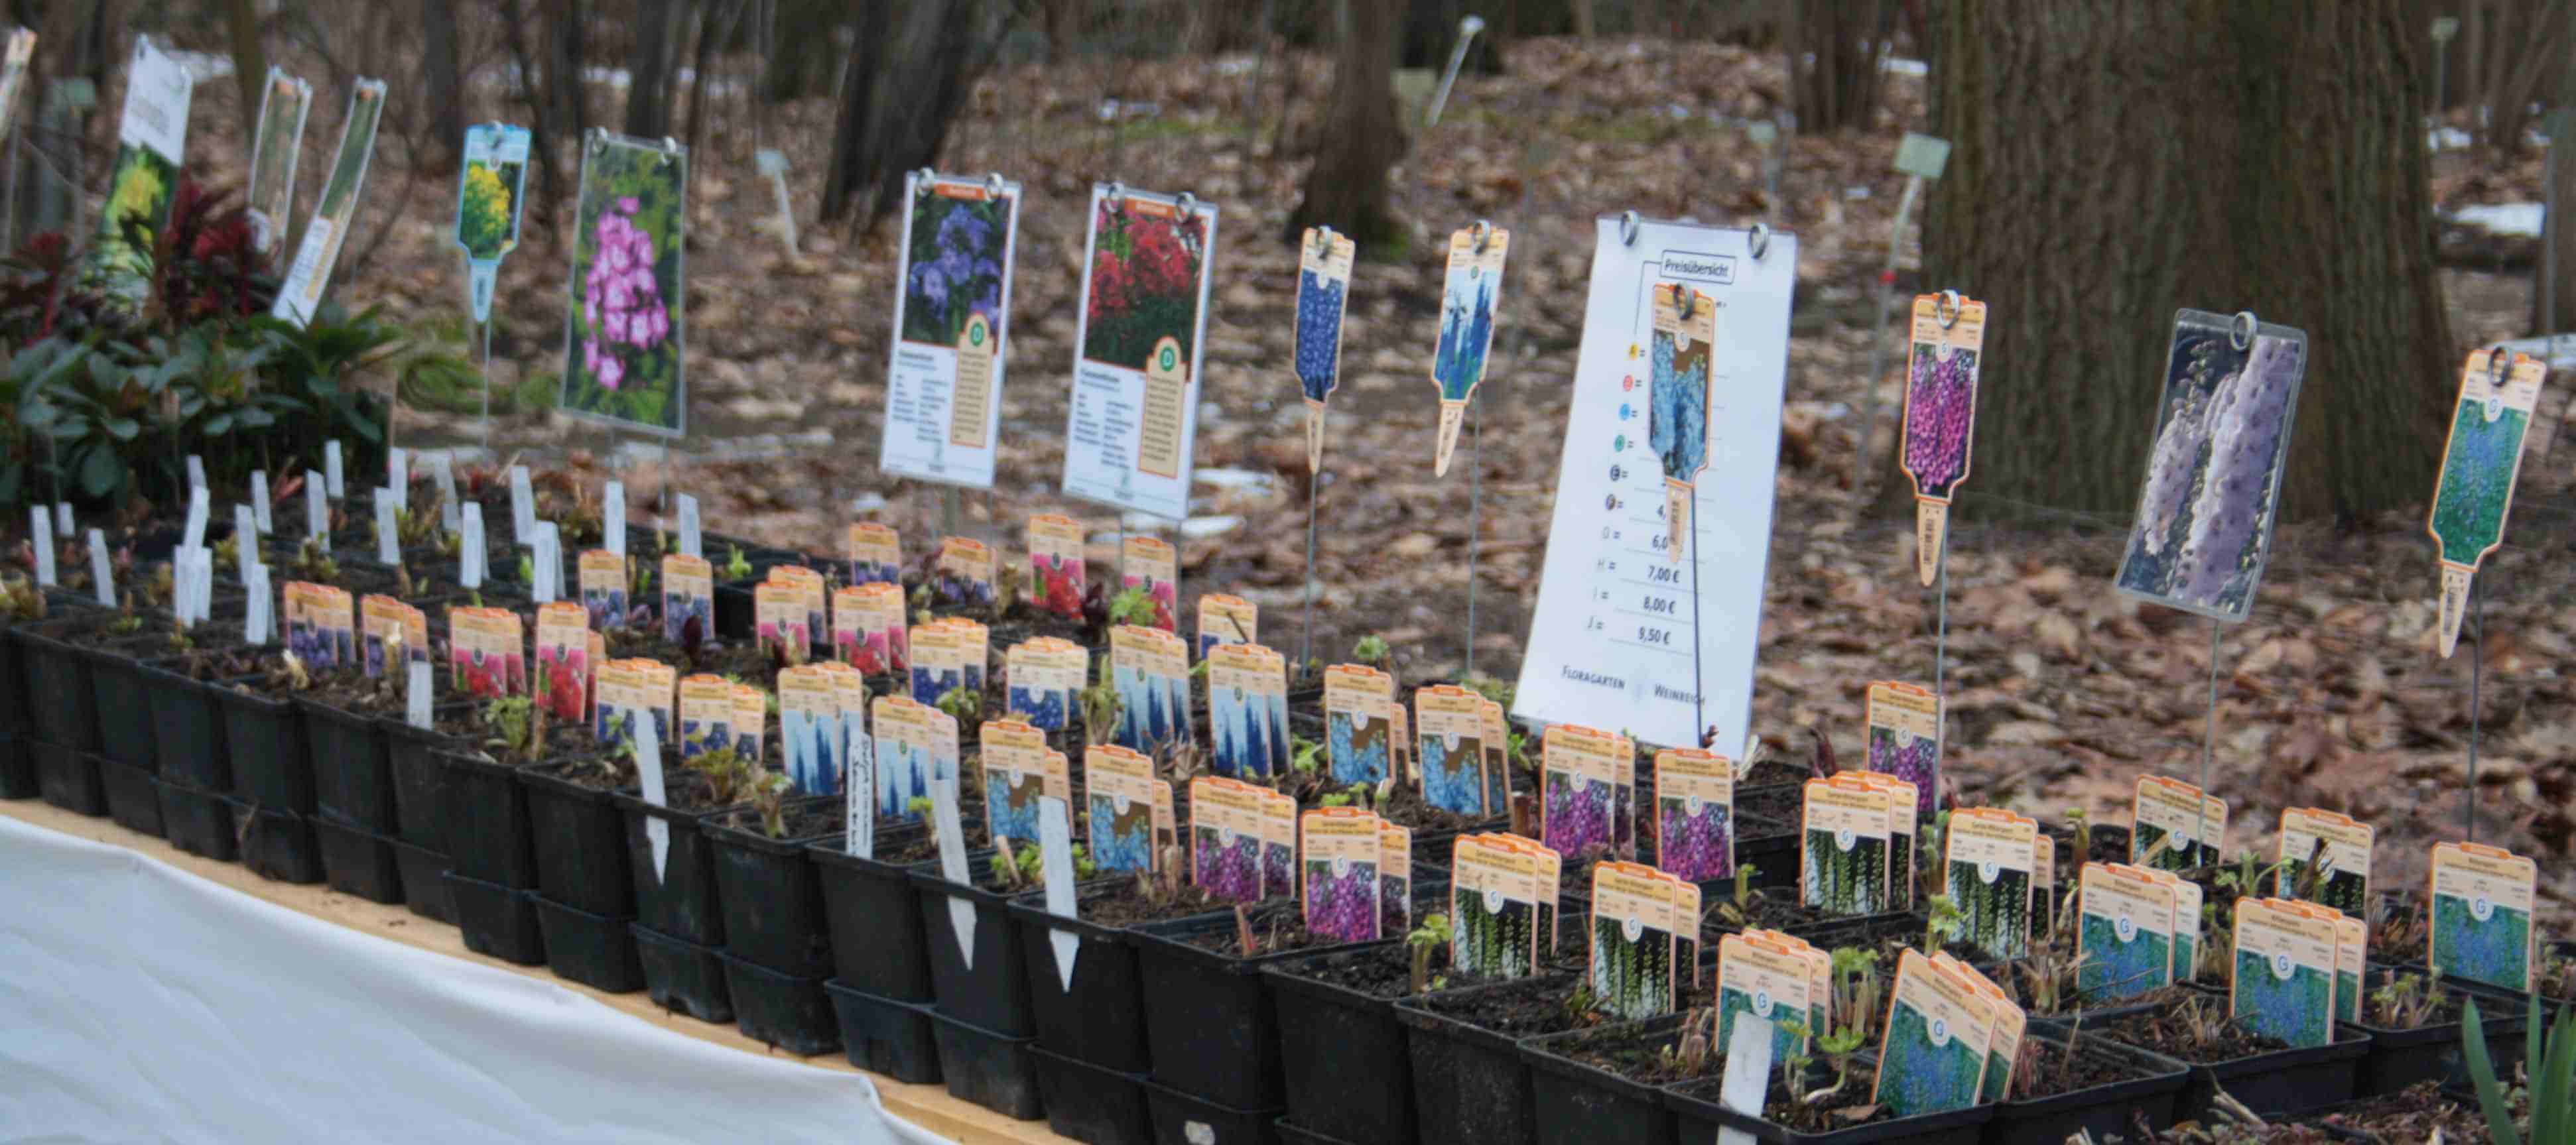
(1921, 0, 2453, 524)
(1788, 0, 1894, 133)
(420, 0, 466, 175)
(497, 0, 563, 234)
(682, 0, 750, 156)
(546, 0, 589, 147)
(2538, 113, 2576, 337)
(1284, 0, 1403, 247)
(623, 0, 680, 140)
(225, 0, 265, 139)
(818, 0, 1007, 226)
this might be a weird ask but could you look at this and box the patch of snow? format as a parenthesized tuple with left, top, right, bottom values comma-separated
(1193, 468, 1273, 493)
(1881, 57, 1928, 77)
(2451, 202, 2544, 239)
(2428, 126, 2473, 151)
(1180, 515, 1242, 540)
(170, 51, 234, 82)
(1844, 185, 1872, 201)
(847, 493, 889, 514)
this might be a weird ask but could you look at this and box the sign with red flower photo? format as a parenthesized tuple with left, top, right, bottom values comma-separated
(1062, 183, 1219, 520)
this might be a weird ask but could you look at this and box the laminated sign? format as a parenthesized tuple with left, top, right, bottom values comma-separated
(454, 123, 533, 323)
(1514, 219, 1796, 749)
(1061, 184, 1220, 520)
(245, 67, 312, 257)
(560, 131, 688, 435)
(2114, 310, 2309, 622)
(1898, 293, 1987, 584)
(2426, 349, 2548, 656)
(86, 36, 194, 310)
(274, 80, 387, 328)
(882, 172, 1021, 487)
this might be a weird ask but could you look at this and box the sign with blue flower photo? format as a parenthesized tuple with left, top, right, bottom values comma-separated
(1294, 226, 1354, 473)
(561, 130, 688, 436)
(883, 171, 1021, 488)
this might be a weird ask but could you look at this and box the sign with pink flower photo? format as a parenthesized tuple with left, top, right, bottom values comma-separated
(1061, 183, 1219, 520)
(561, 130, 687, 436)
(881, 171, 1020, 488)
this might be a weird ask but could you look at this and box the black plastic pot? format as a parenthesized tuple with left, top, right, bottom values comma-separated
(0, 731, 29, 799)
(99, 754, 165, 837)
(1131, 912, 1377, 1111)
(220, 792, 323, 883)
(926, 1002, 1046, 1120)
(86, 645, 158, 770)
(2349, 986, 2527, 1097)
(312, 817, 406, 904)
(1264, 942, 1414, 1144)
(1008, 883, 1154, 1073)
(1665, 1067, 1994, 1145)
(1141, 1071, 1280, 1145)
(441, 747, 541, 889)
(155, 776, 239, 861)
(810, 831, 934, 1002)
(2086, 1017, 2370, 1122)
(534, 893, 646, 993)
(1985, 1030, 2191, 1145)
(0, 623, 23, 739)
(630, 920, 735, 1023)
(824, 979, 945, 1085)
(20, 626, 99, 754)
(616, 784, 731, 945)
(704, 799, 840, 976)
(446, 870, 547, 965)
(910, 855, 1038, 1038)
(142, 663, 231, 794)
(1395, 976, 1575, 1145)
(302, 696, 396, 833)
(383, 711, 462, 850)
(391, 837, 456, 923)
(519, 759, 635, 918)
(1521, 1014, 1684, 1145)
(33, 740, 105, 814)
(1032, 1043, 1154, 1145)
(219, 686, 312, 813)
(1738, 815, 1802, 892)
(718, 948, 840, 1055)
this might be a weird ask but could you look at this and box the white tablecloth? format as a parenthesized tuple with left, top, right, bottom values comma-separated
(0, 813, 945, 1144)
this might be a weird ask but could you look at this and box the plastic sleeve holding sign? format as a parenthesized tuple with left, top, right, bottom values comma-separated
(1512, 219, 1797, 750)
(1059, 183, 1220, 521)
(881, 171, 1022, 489)
(272, 81, 387, 328)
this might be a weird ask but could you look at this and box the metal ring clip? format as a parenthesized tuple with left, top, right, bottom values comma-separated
(2229, 311, 2258, 351)
(985, 172, 1006, 198)
(916, 168, 938, 197)
(1103, 181, 1125, 211)
(1313, 225, 1336, 257)
(1618, 211, 1640, 246)
(1472, 219, 1493, 253)
(1175, 191, 1197, 215)
(1748, 221, 1771, 260)
(2487, 345, 2514, 388)
(1937, 289, 1962, 330)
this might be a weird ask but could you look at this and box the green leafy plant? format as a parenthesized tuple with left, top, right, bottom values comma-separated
(1105, 585, 1155, 629)
(683, 745, 756, 806)
(1078, 656, 1123, 745)
(937, 684, 982, 736)
(905, 796, 933, 817)
(482, 694, 547, 764)
(2465, 994, 2571, 1145)
(1291, 735, 1324, 775)
(749, 768, 793, 838)
(2368, 971, 2444, 1030)
(723, 543, 752, 581)
(1925, 893, 1966, 953)
(1408, 912, 1453, 993)
(1352, 633, 1391, 676)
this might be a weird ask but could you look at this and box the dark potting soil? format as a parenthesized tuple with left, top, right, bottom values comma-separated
(2005, 1038, 2155, 1100)
(1413, 975, 1594, 1041)
(873, 800, 993, 866)
(2028, 981, 2201, 1020)
(1738, 786, 1798, 824)
(1073, 874, 1259, 929)
(1740, 758, 1808, 788)
(1755, 1063, 1898, 1132)
(1703, 889, 1866, 936)
(1553, 1014, 1708, 1088)
(2299, 1081, 2488, 1142)
(715, 801, 841, 842)
(598, 629, 776, 682)
(2091, 1007, 2290, 1063)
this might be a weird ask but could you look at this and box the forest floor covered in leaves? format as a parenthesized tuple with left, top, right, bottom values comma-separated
(169, 38, 2576, 918)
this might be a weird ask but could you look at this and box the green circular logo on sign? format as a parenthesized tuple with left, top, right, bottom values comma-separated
(970, 322, 986, 347)
(1159, 346, 1177, 371)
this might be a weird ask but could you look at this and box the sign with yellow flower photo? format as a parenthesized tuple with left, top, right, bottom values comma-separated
(454, 123, 531, 323)
(560, 130, 688, 437)
(83, 35, 192, 310)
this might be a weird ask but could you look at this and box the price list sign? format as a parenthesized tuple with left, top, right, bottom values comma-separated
(1513, 217, 1797, 749)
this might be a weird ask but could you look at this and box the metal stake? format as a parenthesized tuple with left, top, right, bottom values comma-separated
(941, 485, 961, 542)
(478, 318, 495, 453)
(2467, 577, 2483, 843)
(1688, 485, 1706, 747)
(1933, 528, 1949, 700)
(1300, 472, 1318, 667)
(2196, 617, 2221, 865)
(1466, 396, 1482, 680)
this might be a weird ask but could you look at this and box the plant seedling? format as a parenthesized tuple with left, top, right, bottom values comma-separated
(2368, 972, 2445, 1030)
(723, 544, 752, 581)
(1105, 585, 1155, 630)
(1078, 656, 1122, 745)
(750, 768, 793, 838)
(1352, 634, 1391, 677)
(1408, 912, 1453, 994)
(1925, 894, 1966, 953)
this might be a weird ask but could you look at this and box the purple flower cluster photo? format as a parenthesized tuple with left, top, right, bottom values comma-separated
(580, 196, 672, 393)
(1303, 861, 1380, 944)
(1195, 830, 1262, 904)
(903, 190, 1011, 347)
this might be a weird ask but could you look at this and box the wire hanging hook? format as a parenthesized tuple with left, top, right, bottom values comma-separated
(1472, 218, 1493, 253)
(1748, 221, 1771, 260)
(984, 172, 1006, 198)
(915, 168, 938, 198)
(2229, 311, 2258, 352)
(1618, 210, 1640, 246)
(1937, 288, 1962, 330)
(2486, 345, 2512, 389)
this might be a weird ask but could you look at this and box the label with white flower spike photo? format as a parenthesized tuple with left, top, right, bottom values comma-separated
(2427, 349, 2547, 658)
(883, 172, 1021, 488)
(1649, 282, 1716, 564)
(1293, 226, 1354, 473)
(1431, 225, 1509, 477)
(1900, 293, 1985, 585)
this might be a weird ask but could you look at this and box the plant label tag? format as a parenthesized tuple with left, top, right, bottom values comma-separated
(509, 465, 535, 540)
(28, 507, 52, 586)
(374, 487, 400, 564)
(387, 447, 408, 497)
(86, 528, 112, 607)
(633, 713, 670, 878)
(407, 660, 433, 729)
(244, 565, 273, 645)
(932, 772, 976, 968)
(460, 504, 485, 589)
(1893, 133, 1951, 179)
(604, 481, 626, 557)
(185, 453, 206, 491)
(324, 441, 344, 499)
(1040, 796, 1082, 992)
(54, 502, 72, 536)
(232, 507, 259, 578)
(531, 523, 562, 603)
(426, 453, 456, 533)
(1900, 293, 1986, 584)
(676, 494, 702, 560)
(1716, 1018, 1774, 1145)
(186, 546, 214, 625)
(1430, 224, 1511, 477)
(844, 725, 875, 859)
(251, 471, 273, 532)
(305, 474, 330, 554)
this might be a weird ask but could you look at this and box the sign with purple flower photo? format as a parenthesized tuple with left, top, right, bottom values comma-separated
(561, 130, 687, 436)
(883, 172, 1020, 488)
